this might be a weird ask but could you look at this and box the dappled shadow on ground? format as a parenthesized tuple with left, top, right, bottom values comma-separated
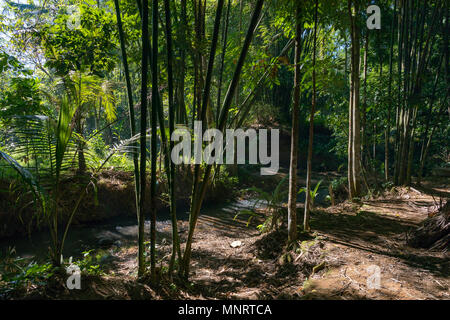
(187, 243, 305, 300)
(180, 184, 450, 299)
(4, 273, 156, 300)
(311, 209, 411, 239)
(306, 205, 449, 278)
(413, 182, 450, 199)
(4, 175, 449, 300)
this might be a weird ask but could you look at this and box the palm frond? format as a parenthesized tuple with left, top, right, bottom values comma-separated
(0, 150, 46, 210)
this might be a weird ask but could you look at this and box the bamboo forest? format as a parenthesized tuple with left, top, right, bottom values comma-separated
(0, 0, 449, 302)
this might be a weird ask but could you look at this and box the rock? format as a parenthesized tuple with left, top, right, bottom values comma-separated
(96, 231, 123, 247)
(99, 254, 117, 265)
(230, 240, 242, 248)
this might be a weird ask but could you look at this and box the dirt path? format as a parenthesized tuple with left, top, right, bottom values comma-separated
(302, 186, 449, 299)
(87, 182, 449, 300)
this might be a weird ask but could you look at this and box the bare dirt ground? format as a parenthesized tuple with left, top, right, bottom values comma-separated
(103, 179, 449, 300)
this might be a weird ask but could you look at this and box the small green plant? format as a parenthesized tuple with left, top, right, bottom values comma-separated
(234, 175, 288, 232)
(381, 181, 394, 190)
(214, 168, 239, 190)
(0, 249, 55, 293)
(326, 176, 348, 203)
(298, 179, 323, 210)
(85, 131, 108, 166)
(71, 249, 105, 276)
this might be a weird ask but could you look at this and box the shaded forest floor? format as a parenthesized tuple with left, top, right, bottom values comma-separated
(4, 174, 449, 300)
(163, 179, 449, 300)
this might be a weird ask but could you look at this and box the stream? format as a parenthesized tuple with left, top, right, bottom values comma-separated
(0, 199, 261, 262)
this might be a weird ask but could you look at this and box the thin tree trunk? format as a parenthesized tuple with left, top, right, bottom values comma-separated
(396, 0, 442, 185)
(235, 0, 243, 106)
(347, 28, 354, 198)
(113, 0, 140, 221)
(181, 0, 225, 278)
(177, 0, 188, 124)
(76, 73, 86, 175)
(287, 3, 302, 241)
(149, 0, 159, 285)
(348, 0, 361, 198)
(138, 0, 149, 278)
(385, 0, 397, 181)
(394, 0, 404, 184)
(216, 0, 231, 125)
(304, 0, 318, 233)
(137, 0, 172, 282)
(362, 29, 368, 167)
(419, 10, 448, 182)
(163, 0, 181, 278)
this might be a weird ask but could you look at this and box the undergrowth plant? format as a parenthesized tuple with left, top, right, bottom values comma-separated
(235, 175, 288, 232)
(299, 179, 322, 210)
(0, 247, 55, 295)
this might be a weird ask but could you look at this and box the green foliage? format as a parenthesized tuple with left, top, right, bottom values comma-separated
(0, 51, 47, 126)
(0, 150, 46, 208)
(0, 97, 80, 262)
(87, 131, 109, 160)
(214, 167, 239, 189)
(331, 177, 347, 192)
(73, 250, 104, 276)
(0, 51, 24, 73)
(0, 77, 45, 122)
(298, 179, 323, 209)
(0, 248, 55, 293)
(329, 176, 348, 202)
(235, 175, 288, 232)
(0, 0, 448, 289)
(37, 2, 117, 76)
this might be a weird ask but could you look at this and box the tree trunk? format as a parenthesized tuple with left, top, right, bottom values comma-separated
(163, 0, 182, 278)
(149, 0, 159, 285)
(385, 0, 397, 181)
(113, 0, 140, 222)
(216, 0, 231, 125)
(303, 0, 318, 233)
(348, 0, 362, 199)
(138, 0, 149, 278)
(362, 29, 368, 167)
(181, 0, 225, 279)
(287, 3, 302, 241)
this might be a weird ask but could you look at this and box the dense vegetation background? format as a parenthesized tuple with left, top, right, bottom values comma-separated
(0, 0, 448, 299)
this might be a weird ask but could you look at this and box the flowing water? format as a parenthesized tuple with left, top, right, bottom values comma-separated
(0, 199, 262, 262)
